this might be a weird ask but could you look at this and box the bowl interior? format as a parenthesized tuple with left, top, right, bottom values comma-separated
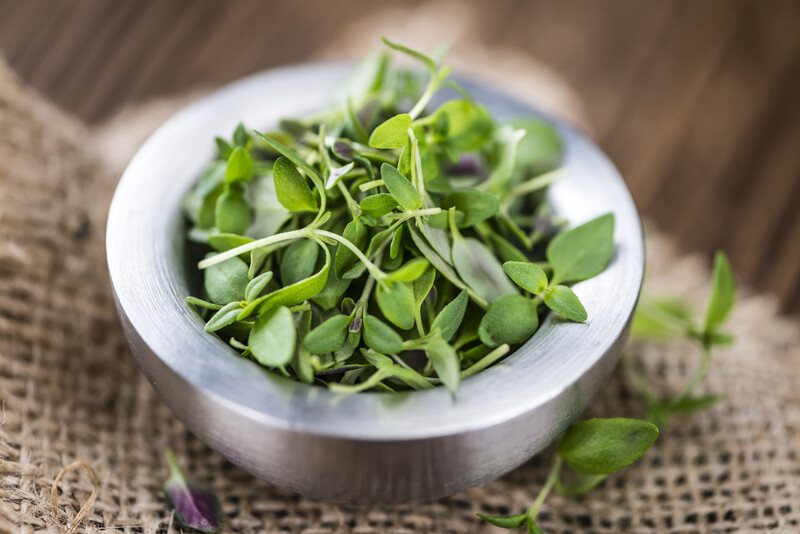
(107, 62, 643, 442)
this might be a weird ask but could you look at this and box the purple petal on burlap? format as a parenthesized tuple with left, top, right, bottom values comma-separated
(164, 450, 222, 532)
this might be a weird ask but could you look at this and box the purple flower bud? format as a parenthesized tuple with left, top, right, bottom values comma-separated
(164, 450, 223, 533)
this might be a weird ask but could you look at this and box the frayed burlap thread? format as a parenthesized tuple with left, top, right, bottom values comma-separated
(1, 55, 800, 533)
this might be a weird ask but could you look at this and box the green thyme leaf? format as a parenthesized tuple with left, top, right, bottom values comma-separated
(359, 193, 398, 218)
(281, 238, 320, 286)
(225, 146, 254, 183)
(430, 289, 468, 342)
(478, 294, 539, 348)
(303, 314, 351, 353)
(558, 418, 659, 475)
(389, 225, 404, 259)
(385, 258, 429, 283)
(215, 184, 251, 234)
(238, 242, 330, 319)
(249, 306, 296, 367)
(208, 233, 253, 255)
(335, 219, 367, 278)
(451, 235, 516, 304)
(244, 271, 273, 302)
(186, 296, 222, 311)
(380, 163, 422, 210)
(433, 99, 493, 152)
(204, 255, 249, 305)
(441, 189, 499, 228)
(363, 315, 404, 354)
(422, 330, 460, 393)
(292, 308, 315, 384)
(204, 302, 243, 333)
(544, 285, 588, 322)
(547, 213, 615, 284)
(503, 261, 548, 295)
(273, 157, 318, 212)
(703, 251, 736, 333)
(510, 117, 563, 172)
(376, 281, 416, 330)
(369, 113, 412, 149)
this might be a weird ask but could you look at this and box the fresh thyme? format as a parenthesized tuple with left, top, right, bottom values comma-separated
(183, 37, 614, 393)
(480, 251, 737, 531)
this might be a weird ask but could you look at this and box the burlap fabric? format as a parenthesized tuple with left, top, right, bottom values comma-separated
(2, 29, 800, 534)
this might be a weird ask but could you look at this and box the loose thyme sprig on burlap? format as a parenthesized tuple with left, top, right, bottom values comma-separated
(183, 37, 615, 393)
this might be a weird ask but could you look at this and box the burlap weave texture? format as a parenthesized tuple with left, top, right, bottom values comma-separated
(0, 53, 799, 533)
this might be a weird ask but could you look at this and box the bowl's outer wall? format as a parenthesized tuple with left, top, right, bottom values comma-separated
(107, 62, 644, 504)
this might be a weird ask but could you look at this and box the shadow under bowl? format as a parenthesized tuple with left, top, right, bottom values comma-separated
(106, 62, 644, 505)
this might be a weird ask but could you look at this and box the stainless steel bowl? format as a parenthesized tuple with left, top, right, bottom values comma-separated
(107, 62, 644, 504)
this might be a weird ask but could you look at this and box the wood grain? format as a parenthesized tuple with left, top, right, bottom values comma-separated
(0, 0, 797, 313)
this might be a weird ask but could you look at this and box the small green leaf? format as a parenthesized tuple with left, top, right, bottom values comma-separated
(547, 213, 615, 284)
(186, 296, 222, 311)
(408, 225, 466, 290)
(359, 193, 398, 218)
(335, 218, 367, 278)
(412, 267, 436, 310)
(249, 306, 296, 367)
(433, 99, 493, 152)
(215, 137, 232, 160)
(273, 157, 318, 212)
(478, 294, 539, 348)
(703, 251, 736, 333)
(233, 122, 249, 147)
(204, 302, 243, 333)
(215, 184, 250, 234)
(452, 236, 517, 303)
(385, 258, 429, 282)
(313, 255, 352, 310)
(363, 315, 404, 354)
(248, 172, 290, 238)
(204, 255, 249, 305)
(430, 289, 468, 342)
(441, 189, 499, 228)
(390, 225, 404, 259)
(376, 281, 416, 330)
(361, 349, 431, 389)
(669, 394, 721, 413)
(510, 117, 563, 172)
(225, 146, 254, 183)
(293, 308, 314, 384)
(476, 513, 528, 528)
(369, 113, 412, 149)
(544, 285, 588, 322)
(503, 261, 548, 295)
(208, 233, 253, 255)
(558, 418, 659, 475)
(380, 163, 422, 210)
(423, 331, 460, 393)
(238, 242, 330, 319)
(244, 271, 273, 302)
(280, 238, 320, 286)
(303, 314, 350, 353)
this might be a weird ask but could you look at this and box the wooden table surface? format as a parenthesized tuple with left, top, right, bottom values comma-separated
(1, 0, 798, 313)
